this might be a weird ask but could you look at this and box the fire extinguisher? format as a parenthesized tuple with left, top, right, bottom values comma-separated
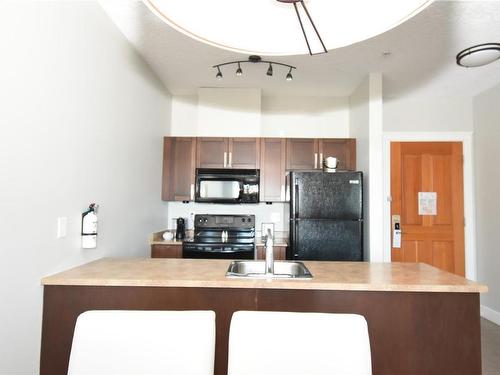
(82, 203, 98, 249)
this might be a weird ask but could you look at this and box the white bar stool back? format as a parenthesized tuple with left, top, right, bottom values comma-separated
(227, 311, 372, 375)
(68, 310, 216, 375)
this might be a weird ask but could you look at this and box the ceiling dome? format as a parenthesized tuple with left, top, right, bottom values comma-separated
(144, 0, 434, 56)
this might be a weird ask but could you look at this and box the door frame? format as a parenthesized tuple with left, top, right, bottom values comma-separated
(382, 132, 476, 280)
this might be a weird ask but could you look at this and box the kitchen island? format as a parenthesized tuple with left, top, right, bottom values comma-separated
(41, 258, 487, 375)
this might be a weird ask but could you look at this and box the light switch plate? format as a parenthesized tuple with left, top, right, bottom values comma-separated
(57, 217, 67, 239)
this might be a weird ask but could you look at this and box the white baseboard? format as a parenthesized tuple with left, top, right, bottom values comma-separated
(481, 305, 500, 326)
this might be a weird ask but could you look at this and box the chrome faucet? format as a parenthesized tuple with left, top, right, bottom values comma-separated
(265, 228, 274, 275)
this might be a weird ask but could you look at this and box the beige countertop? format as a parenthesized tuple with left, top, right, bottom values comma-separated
(42, 258, 487, 293)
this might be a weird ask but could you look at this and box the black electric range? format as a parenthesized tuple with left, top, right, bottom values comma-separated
(182, 214, 255, 259)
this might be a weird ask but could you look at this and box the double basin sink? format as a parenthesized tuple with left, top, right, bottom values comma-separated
(226, 260, 313, 279)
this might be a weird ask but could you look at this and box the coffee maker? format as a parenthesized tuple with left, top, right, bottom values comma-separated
(175, 218, 186, 240)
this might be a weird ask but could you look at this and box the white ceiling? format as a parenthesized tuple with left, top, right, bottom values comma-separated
(100, 0, 500, 98)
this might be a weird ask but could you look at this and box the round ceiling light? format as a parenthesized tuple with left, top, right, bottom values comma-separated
(143, 0, 435, 56)
(456, 43, 500, 68)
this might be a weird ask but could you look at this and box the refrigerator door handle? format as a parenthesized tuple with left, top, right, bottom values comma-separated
(293, 180, 299, 219)
(294, 222, 299, 259)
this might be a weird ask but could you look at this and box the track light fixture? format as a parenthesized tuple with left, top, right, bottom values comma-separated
(266, 63, 273, 77)
(216, 66, 223, 80)
(213, 55, 296, 81)
(276, 0, 327, 55)
(236, 62, 243, 76)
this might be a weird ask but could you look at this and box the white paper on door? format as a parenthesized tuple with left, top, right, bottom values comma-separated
(418, 192, 437, 216)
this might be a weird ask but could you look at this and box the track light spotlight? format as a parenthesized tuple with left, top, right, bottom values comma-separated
(286, 67, 293, 81)
(267, 63, 273, 76)
(236, 62, 243, 76)
(216, 67, 223, 80)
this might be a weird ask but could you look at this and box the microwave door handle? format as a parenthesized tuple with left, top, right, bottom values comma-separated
(238, 181, 244, 201)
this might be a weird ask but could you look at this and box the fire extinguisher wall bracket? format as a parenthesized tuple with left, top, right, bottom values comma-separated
(82, 203, 98, 249)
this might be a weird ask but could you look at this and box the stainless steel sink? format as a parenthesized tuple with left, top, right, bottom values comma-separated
(226, 261, 313, 279)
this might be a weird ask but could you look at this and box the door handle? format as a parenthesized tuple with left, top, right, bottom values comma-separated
(228, 152, 232, 168)
(314, 153, 318, 169)
(294, 180, 299, 218)
(319, 153, 323, 168)
(223, 152, 227, 168)
(190, 184, 194, 200)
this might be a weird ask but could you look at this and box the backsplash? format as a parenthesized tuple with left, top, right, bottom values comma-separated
(166, 202, 289, 232)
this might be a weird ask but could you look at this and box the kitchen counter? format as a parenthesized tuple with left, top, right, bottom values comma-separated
(40, 257, 486, 375)
(149, 230, 191, 245)
(41, 257, 486, 293)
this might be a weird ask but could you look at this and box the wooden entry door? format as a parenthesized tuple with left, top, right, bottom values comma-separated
(391, 142, 465, 276)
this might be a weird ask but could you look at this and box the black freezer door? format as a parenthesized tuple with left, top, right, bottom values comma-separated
(289, 171, 363, 220)
(289, 219, 363, 261)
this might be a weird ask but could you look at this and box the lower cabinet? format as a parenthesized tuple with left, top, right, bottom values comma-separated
(256, 245, 287, 260)
(151, 245, 182, 258)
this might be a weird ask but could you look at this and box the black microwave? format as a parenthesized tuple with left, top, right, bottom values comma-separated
(195, 169, 259, 204)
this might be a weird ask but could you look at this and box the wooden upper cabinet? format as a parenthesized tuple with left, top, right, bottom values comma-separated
(162, 137, 196, 201)
(260, 138, 286, 202)
(197, 137, 259, 169)
(286, 139, 319, 170)
(229, 138, 260, 169)
(319, 138, 356, 170)
(196, 138, 228, 168)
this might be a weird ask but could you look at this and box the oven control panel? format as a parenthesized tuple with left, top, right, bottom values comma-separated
(194, 214, 255, 229)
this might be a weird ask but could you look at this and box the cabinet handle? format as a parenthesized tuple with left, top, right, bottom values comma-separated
(314, 153, 318, 169)
(224, 152, 227, 168)
(319, 153, 323, 169)
(190, 184, 194, 200)
(228, 152, 232, 168)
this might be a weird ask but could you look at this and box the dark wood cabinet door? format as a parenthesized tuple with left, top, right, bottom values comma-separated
(162, 137, 196, 201)
(228, 138, 260, 169)
(319, 138, 356, 170)
(260, 138, 286, 202)
(151, 244, 182, 258)
(256, 246, 287, 260)
(286, 138, 319, 170)
(196, 138, 228, 168)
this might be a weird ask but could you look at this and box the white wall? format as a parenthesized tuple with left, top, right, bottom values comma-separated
(0, 3, 170, 374)
(384, 94, 473, 132)
(169, 92, 349, 137)
(368, 74, 384, 262)
(348, 74, 384, 262)
(474, 83, 500, 324)
(167, 203, 288, 232)
(170, 94, 198, 135)
(349, 77, 370, 259)
(261, 96, 349, 137)
(198, 88, 262, 136)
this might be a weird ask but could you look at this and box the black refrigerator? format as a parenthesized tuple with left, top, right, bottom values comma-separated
(288, 171, 363, 261)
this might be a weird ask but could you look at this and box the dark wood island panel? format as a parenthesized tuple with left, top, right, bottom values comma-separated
(40, 286, 481, 375)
